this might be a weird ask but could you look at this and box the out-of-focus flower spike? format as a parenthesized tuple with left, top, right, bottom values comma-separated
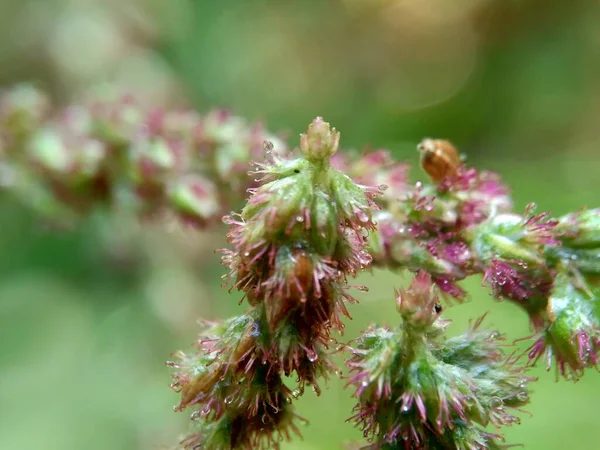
(0, 85, 290, 227)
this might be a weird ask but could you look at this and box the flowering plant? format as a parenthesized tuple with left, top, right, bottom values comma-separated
(1, 85, 598, 449)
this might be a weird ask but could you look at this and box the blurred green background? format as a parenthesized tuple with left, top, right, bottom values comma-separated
(1, 0, 599, 449)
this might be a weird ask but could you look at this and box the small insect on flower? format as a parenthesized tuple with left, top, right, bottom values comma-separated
(418, 138, 461, 183)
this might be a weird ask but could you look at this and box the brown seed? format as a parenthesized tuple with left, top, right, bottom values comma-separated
(179, 365, 223, 409)
(293, 249, 314, 291)
(418, 138, 461, 183)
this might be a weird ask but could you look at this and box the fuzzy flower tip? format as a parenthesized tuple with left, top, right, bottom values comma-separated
(525, 269, 600, 380)
(220, 118, 382, 385)
(168, 314, 306, 449)
(184, 118, 382, 449)
(222, 117, 381, 323)
(346, 273, 533, 450)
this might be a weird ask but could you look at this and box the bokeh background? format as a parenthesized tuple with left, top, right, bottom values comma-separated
(1, 0, 599, 449)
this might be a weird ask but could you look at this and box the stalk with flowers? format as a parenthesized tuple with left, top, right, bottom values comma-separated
(1, 84, 599, 449)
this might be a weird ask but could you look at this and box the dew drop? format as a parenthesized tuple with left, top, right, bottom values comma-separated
(306, 350, 319, 362)
(356, 209, 369, 223)
(296, 215, 304, 222)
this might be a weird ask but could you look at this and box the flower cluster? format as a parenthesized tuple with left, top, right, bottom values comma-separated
(334, 137, 599, 380)
(2, 85, 599, 449)
(170, 117, 383, 449)
(347, 139, 513, 300)
(0, 84, 287, 226)
(346, 272, 533, 449)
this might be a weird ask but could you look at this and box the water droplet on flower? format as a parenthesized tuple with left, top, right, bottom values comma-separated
(361, 381, 369, 387)
(356, 209, 369, 223)
(401, 404, 410, 413)
(306, 349, 318, 362)
(296, 215, 304, 222)
(244, 251, 250, 257)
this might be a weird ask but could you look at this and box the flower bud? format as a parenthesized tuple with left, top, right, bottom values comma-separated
(530, 270, 600, 379)
(168, 175, 220, 224)
(129, 134, 179, 185)
(28, 127, 106, 186)
(473, 213, 548, 266)
(556, 208, 600, 249)
(0, 84, 50, 138)
(544, 245, 600, 275)
(88, 93, 144, 145)
(27, 128, 73, 174)
(72, 138, 106, 181)
(299, 117, 339, 161)
(395, 271, 441, 329)
(347, 287, 532, 449)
